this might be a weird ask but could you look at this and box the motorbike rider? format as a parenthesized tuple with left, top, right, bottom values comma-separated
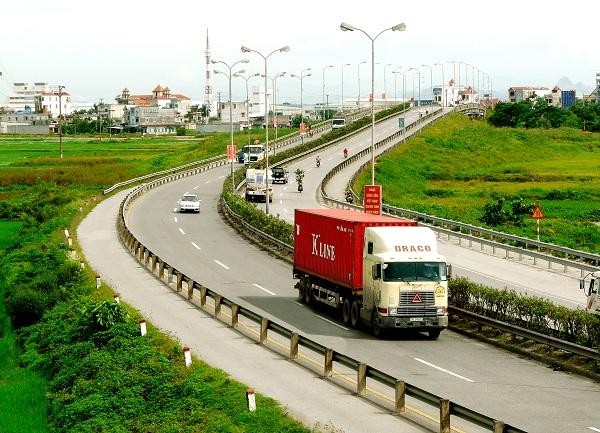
(343, 147, 348, 158)
(345, 190, 353, 203)
(298, 180, 303, 192)
(316, 156, 321, 167)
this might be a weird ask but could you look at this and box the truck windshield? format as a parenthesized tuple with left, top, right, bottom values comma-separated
(382, 262, 446, 282)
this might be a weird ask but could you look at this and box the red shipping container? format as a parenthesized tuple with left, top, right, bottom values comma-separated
(294, 209, 416, 291)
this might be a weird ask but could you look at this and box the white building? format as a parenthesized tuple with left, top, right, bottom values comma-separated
(35, 90, 73, 118)
(433, 79, 470, 106)
(249, 85, 272, 118)
(4, 82, 73, 116)
(125, 106, 179, 135)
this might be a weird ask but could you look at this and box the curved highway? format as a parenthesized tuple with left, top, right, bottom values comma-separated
(128, 111, 600, 433)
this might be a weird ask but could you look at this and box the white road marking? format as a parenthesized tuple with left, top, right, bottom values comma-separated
(174, 217, 178, 223)
(279, 193, 284, 197)
(179, 228, 186, 235)
(588, 428, 600, 432)
(252, 283, 276, 296)
(283, 208, 288, 213)
(413, 358, 474, 382)
(283, 186, 288, 191)
(214, 260, 230, 270)
(205, 180, 211, 184)
(306, 168, 312, 172)
(314, 314, 350, 331)
(218, 175, 225, 179)
(193, 186, 199, 190)
(191, 242, 201, 250)
(327, 157, 333, 161)
(173, 207, 178, 212)
(294, 301, 304, 307)
(279, 200, 283, 204)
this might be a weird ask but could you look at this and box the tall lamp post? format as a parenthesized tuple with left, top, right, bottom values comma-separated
(57, 85, 65, 159)
(212, 58, 249, 192)
(408, 67, 421, 107)
(421, 64, 432, 106)
(340, 63, 350, 114)
(434, 62, 445, 106)
(383, 63, 392, 107)
(233, 71, 260, 151)
(241, 44, 290, 215)
(322, 65, 333, 120)
(357, 61, 366, 107)
(392, 69, 404, 105)
(340, 22, 406, 186)
(262, 72, 286, 151)
(290, 68, 311, 145)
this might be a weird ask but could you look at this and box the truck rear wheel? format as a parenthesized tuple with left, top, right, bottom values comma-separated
(350, 300, 361, 329)
(342, 298, 351, 326)
(302, 280, 312, 305)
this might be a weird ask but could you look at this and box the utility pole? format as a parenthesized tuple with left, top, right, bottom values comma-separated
(58, 85, 65, 159)
(98, 98, 103, 143)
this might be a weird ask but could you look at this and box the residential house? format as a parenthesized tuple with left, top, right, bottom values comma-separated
(508, 86, 550, 102)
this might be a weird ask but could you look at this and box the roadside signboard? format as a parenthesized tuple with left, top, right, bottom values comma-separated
(531, 202, 544, 241)
(363, 185, 382, 215)
(227, 144, 237, 162)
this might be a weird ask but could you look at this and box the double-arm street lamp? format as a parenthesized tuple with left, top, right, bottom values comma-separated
(213, 58, 249, 192)
(322, 65, 334, 120)
(241, 44, 290, 215)
(233, 71, 260, 149)
(340, 22, 406, 186)
(290, 68, 311, 144)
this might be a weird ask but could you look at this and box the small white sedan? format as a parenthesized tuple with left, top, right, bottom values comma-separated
(177, 193, 200, 213)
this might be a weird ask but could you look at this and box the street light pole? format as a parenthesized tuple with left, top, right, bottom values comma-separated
(383, 63, 392, 107)
(57, 85, 65, 159)
(233, 72, 260, 149)
(434, 62, 444, 106)
(341, 22, 406, 186)
(421, 64, 432, 106)
(212, 58, 249, 192)
(322, 65, 333, 120)
(262, 72, 286, 152)
(290, 68, 311, 145)
(357, 61, 366, 108)
(341, 63, 350, 114)
(241, 44, 290, 215)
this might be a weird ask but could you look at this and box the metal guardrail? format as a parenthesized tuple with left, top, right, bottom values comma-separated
(449, 307, 600, 361)
(116, 188, 526, 432)
(318, 108, 599, 276)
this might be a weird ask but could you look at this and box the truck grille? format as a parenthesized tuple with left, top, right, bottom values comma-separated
(398, 291, 436, 316)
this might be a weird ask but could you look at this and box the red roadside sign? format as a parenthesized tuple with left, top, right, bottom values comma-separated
(363, 185, 382, 215)
(531, 203, 544, 219)
(227, 144, 236, 162)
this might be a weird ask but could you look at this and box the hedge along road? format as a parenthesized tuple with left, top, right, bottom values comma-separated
(120, 124, 600, 432)
(267, 110, 587, 310)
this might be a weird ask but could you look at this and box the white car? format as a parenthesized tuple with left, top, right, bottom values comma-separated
(177, 193, 200, 213)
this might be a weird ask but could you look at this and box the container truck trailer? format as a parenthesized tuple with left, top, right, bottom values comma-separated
(293, 209, 450, 338)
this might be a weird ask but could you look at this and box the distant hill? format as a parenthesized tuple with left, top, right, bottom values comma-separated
(556, 77, 594, 96)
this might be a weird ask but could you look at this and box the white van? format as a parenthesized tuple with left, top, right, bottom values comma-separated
(331, 118, 346, 129)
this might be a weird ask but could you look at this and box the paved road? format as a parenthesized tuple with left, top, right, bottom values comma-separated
(124, 160, 600, 433)
(79, 190, 437, 433)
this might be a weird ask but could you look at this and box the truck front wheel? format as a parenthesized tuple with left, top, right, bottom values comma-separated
(371, 310, 383, 338)
(428, 329, 441, 340)
(302, 279, 312, 304)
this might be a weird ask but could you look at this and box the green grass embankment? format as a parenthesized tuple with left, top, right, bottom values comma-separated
(354, 114, 600, 252)
(0, 129, 311, 432)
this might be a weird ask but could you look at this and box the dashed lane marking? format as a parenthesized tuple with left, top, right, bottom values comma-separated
(191, 242, 201, 250)
(413, 358, 474, 383)
(252, 283, 276, 296)
(178, 228, 185, 235)
(214, 260, 230, 270)
(174, 217, 178, 223)
(314, 314, 350, 331)
(193, 186, 199, 190)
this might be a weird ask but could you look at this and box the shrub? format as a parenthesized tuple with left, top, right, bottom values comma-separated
(5, 288, 47, 328)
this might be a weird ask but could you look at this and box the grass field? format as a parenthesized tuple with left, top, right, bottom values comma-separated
(0, 220, 22, 249)
(354, 114, 600, 252)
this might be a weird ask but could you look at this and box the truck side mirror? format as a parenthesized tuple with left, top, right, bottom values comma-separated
(446, 264, 453, 279)
(372, 264, 381, 280)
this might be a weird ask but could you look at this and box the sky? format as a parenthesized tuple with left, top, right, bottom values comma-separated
(1, 0, 598, 105)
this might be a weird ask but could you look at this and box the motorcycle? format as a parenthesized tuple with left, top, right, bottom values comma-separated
(343, 149, 348, 159)
(316, 157, 321, 168)
(345, 192, 353, 203)
(298, 181, 303, 193)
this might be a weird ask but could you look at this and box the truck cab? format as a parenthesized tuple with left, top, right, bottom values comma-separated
(580, 271, 600, 315)
(362, 226, 449, 338)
